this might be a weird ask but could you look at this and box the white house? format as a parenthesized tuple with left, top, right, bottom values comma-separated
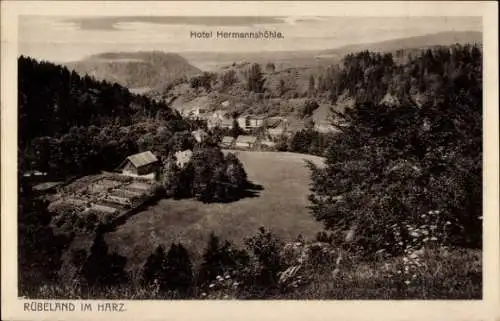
(174, 149, 193, 168)
(235, 135, 258, 149)
(116, 151, 160, 180)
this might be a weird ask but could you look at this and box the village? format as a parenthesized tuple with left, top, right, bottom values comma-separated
(182, 99, 337, 150)
(25, 120, 263, 230)
(23, 98, 337, 231)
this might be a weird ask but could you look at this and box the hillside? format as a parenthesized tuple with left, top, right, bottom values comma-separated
(323, 31, 482, 57)
(147, 31, 482, 128)
(65, 51, 202, 91)
(182, 31, 482, 72)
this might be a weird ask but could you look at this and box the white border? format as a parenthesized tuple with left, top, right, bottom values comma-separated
(2, 2, 499, 321)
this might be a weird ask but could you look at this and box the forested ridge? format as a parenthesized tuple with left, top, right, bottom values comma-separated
(18, 56, 191, 178)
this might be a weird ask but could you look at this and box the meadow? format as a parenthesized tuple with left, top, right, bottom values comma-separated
(104, 151, 326, 271)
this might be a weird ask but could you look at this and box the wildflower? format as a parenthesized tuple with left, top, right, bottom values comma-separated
(421, 214, 426, 218)
(225, 274, 231, 280)
(430, 237, 438, 241)
(201, 292, 207, 297)
(209, 283, 215, 288)
(232, 282, 239, 287)
(410, 232, 419, 238)
(423, 237, 429, 242)
(223, 294, 229, 299)
(404, 280, 411, 285)
(397, 270, 402, 274)
(445, 221, 451, 225)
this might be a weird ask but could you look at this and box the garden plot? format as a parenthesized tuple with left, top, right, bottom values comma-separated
(48, 173, 157, 226)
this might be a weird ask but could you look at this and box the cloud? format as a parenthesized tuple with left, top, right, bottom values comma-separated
(65, 16, 289, 31)
(277, 16, 327, 25)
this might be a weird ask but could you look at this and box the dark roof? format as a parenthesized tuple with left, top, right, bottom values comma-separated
(266, 117, 284, 128)
(126, 151, 159, 168)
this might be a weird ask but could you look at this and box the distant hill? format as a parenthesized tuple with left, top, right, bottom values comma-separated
(65, 51, 202, 90)
(324, 31, 482, 56)
(148, 31, 482, 134)
(182, 31, 482, 72)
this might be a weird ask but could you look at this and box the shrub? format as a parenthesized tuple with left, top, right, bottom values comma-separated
(244, 227, 284, 289)
(141, 245, 167, 289)
(198, 233, 250, 287)
(163, 243, 193, 295)
(81, 230, 128, 286)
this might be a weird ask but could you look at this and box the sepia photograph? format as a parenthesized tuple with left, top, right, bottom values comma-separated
(2, 1, 499, 321)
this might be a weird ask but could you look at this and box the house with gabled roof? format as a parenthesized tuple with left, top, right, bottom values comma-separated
(116, 151, 160, 179)
(219, 136, 235, 148)
(235, 135, 259, 149)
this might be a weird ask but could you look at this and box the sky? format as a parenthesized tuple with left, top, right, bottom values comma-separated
(18, 16, 482, 63)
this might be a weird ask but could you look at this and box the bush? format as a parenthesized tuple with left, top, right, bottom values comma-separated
(163, 243, 193, 295)
(81, 230, 128, 286)
(244, 227, 284, 289)
(141, 245, 167, 289)
(198, 233, 250, 287)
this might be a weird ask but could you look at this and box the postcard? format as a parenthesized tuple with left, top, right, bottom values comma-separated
(1, 1, 499, 321)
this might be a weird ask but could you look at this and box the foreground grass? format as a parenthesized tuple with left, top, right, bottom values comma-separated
(275, 248, 481, 300)
(23, 247, 481, 300)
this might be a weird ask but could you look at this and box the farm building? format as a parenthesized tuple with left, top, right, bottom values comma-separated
(220, 118, 233, 129)
(260, 140, 277, 148)
(237, 115, 266, 130)
(219, 136, 235, 148)
(117, 151, 160, 179)
(237, 115, 266, 129)
(284, 119, 305, 136)
(235, 135, 258, 149)
(266, 117, 287, 138)
(314, 121, 337, 133)
(185, 107, 208, 119)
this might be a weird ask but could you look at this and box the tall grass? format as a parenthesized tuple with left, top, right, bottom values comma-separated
(21, 247, 481, 300)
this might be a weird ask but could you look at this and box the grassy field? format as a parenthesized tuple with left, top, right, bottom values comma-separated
(104, 151, 326, 272)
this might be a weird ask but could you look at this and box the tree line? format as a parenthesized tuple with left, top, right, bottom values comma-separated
(18, 56, 206, 179)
